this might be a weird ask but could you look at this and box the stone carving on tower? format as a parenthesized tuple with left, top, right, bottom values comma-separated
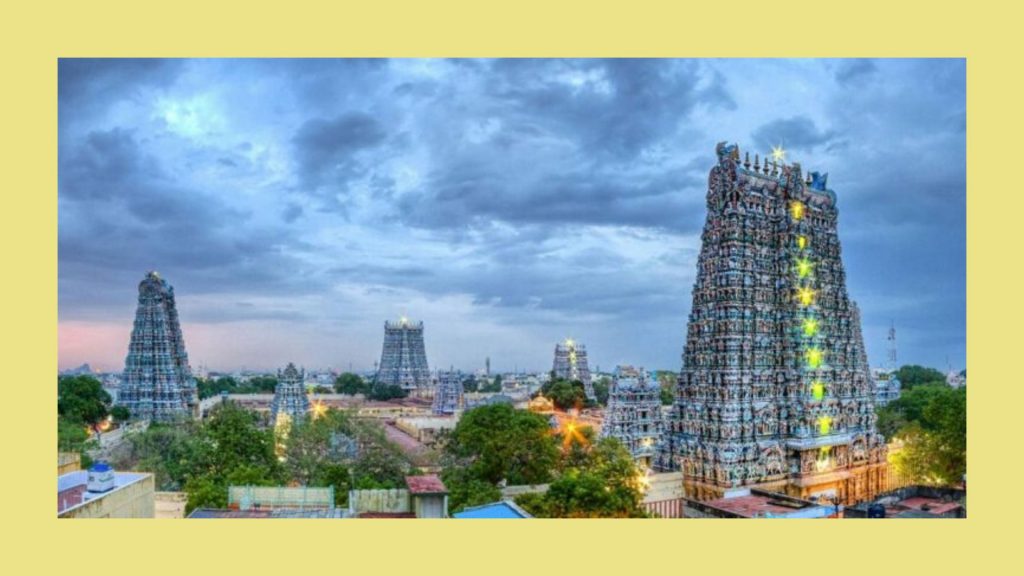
(663, 143, 888, 505)
(118, 271, 198, 422)
(552, 339, 595, 401)
(600, 365, 665, 468)
(271, 362, 310, 427)
(375, 317, 431, 392)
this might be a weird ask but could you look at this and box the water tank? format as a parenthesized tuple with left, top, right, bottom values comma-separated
(87, 462, 115, 493)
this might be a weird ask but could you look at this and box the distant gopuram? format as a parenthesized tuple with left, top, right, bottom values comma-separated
(600, 365, 664, 468)
(432, 369, 464, 415)
(552, 339, 594, 400)
(375, 317, 431, 391)
(271, 363, 310, 426)
(118, 271, 198, 422)
(663, 143, 888, 505)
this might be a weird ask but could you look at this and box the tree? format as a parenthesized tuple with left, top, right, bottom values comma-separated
(592, 376, 611, 406)
(462, 376, 479, 393)
(480, 376, 502, 393)
(58, 375, 111, 426)
(542, 378, 587, 411)
(881, 384, 966, 485)
(442, 404, 559, 511)
(110, 405, 131, 423)
(334, 372, 368, 395)
(368, 382, 408, 401)
(247, 375, 279, 394)
(894, 365, 947, 391)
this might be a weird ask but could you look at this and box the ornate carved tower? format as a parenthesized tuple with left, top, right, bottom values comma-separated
(552, 339, 595, 401)
(664, 143, 887, 505)
(271, 362, 310, 426)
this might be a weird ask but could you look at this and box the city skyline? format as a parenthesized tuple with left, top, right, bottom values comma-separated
(58, 58, 966, 373)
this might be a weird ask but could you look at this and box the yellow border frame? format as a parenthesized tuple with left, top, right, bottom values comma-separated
(2, 0, 1015, 573)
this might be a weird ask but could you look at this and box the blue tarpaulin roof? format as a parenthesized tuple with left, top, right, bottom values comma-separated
(452, 500, 532, 519)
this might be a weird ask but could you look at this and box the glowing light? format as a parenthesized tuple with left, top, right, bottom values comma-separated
(310, 398, 328, 420)
(565, 338, 575, 348)
(818, 415, 833, 435)
(636, 469, 652, 492)
(810, 381, 825, 401)
(815, 447, 831, 471)
(771, 145, 786, 163)
(559, 415, 588, 450)
(797, 236, 808, 250)
(796, 258, 813, 278)
(797, 287, 815, 307)
(802, 317, 819, 337)
(806, 347, 824, 369)
(790, 201, 805, 220)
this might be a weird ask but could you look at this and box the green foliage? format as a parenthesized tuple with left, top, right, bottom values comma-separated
(57, 416, 95, 459)
(660, 386, 675, 405)
(441, 467, 502, 513)
(110, 405, 131, 422)
(334, 372, 369, 395)
(592, 376, 611, 406)
(184, 476, 227, 515)
(894, 364, 947, 391)
(58, 375, 111, 426)
(657, 372, 677, 405)
(880, 384, 966, 486)
(479, 376, 502, 393)
(462, 376, 479, 393)
(541, 378, 587, 411)
(196, 375, 279, 399)
(367, 382, 408, 401)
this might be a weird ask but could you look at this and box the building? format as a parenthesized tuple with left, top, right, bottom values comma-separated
(453, 500, 533, 519)
(683, 488, 838, 518)
(375, 317, 431, 392)
(58, 463, 155, 518)
(844, 485, 966, 518)
(601, 365, 665, 467)
(188, 486, 347, 518)
(271, 362, 311, 427)
(552, 338, 595, 400)
(873, 370, 901, 406)
(432, 369, 464, 415)
(664, 143, 888, 505)
(118, 271, 198, 422)
(347, 475, 448, 518)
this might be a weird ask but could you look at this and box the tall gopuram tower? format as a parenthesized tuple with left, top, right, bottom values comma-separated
(375, 317, 431, 392)
(600, 365, 664, 468)
(664, 142, 888, 505)
(118, 271, 198, 422)
(552, 339, 595, 400)
(432, 368, 464, 415)
(271, 363, 310, 427)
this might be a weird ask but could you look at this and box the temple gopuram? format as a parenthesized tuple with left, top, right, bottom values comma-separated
(663, 143, 888, 505)
(271, 362, 310, 427)
(552, 339, 595, 401)
(376, 317, 431, 392)
(600, 365, 664, 468)
(118, 271, 198, 422)
(432, 369, 464, 415)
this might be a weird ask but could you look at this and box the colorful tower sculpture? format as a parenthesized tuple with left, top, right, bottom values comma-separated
(552, 339, 595, 400)
(376, 317, 431, 392)
(601, 365, 664, 468)
(271, 363, 310, 427)
(664, 143, 887, 505)
(118, 271, 198, 422)
(432, 369, 464, 415)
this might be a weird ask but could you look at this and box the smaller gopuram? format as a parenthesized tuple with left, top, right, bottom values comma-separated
(271, 363, 310, 427)
(376, 317, 431, 392)
(600, 365, 665, 468)
(552, 338, 595, 401)
(432, 369, 464, 415)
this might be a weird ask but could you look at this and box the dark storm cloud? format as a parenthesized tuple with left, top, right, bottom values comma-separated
(752, 116, 835, 153)
(58, 58, 965, 371)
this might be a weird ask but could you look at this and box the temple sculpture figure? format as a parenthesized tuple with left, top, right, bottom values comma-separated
(375, 317, 431, 392)
(552, 339, 595, 401)
(662, 143, 888, 505)
(118, 271, 198, 422)
(600, 365, 664, 468)
(271, 363, 310, 427)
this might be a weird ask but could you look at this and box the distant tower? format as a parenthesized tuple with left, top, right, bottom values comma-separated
(552, 339, 594, 400)
(376, 317, 431, 391)
(601, 366, 665, 468)
(432, 368, 463, 415)
(887, 321, 898, 371)
(118, 271, 198, 422)
(485, 357, 491, 377)
(271, 363, 310, 426)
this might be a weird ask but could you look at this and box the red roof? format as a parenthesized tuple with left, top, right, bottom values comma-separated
(405, 474, 447, 494)
(358, 512, 417, 518)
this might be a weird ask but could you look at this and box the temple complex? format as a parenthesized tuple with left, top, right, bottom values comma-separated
(600, 365, 664, 468)
(663, 143, 888, 505)
(271, 363, 310, 427)
(432, 369, 464, 415)
(552, 339, 595, 400)
(375, 317, 431, 392)
(118, 271, 198, 422)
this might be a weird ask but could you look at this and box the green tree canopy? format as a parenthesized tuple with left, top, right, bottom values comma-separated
(879, 384, 966, 485)
(334, 372, 368, 395)
(58, 375, 111, 425)
(541, 378, 587, 411)
(592, 376, 611, 406)
(894, 365, 947, 390)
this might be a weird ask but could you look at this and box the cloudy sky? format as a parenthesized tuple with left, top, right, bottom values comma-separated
(58, 58, 965, 374)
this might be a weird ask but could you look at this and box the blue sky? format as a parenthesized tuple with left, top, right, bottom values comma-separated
(57, 58, 966, 374)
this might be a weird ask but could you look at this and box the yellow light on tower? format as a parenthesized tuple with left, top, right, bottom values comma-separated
(818, 415, 833, 435)
(806, 347, 824, 368)
(771, 145, 786, 163)
(790, 201, 805, 220)
(797, 287, 815, 307)
(796, 258, 813, 278)
(802, 317, 819, 337)
(797, 235, 808, 250)
(810, 381, 825, 401)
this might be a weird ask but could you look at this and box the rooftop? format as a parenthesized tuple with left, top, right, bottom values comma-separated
(405, 474, 447, 495)
(695, 489, 836, 519)
(453, 500, 533, 519)
(57, 469, 150, 515)
(189, 508, 349, 518)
